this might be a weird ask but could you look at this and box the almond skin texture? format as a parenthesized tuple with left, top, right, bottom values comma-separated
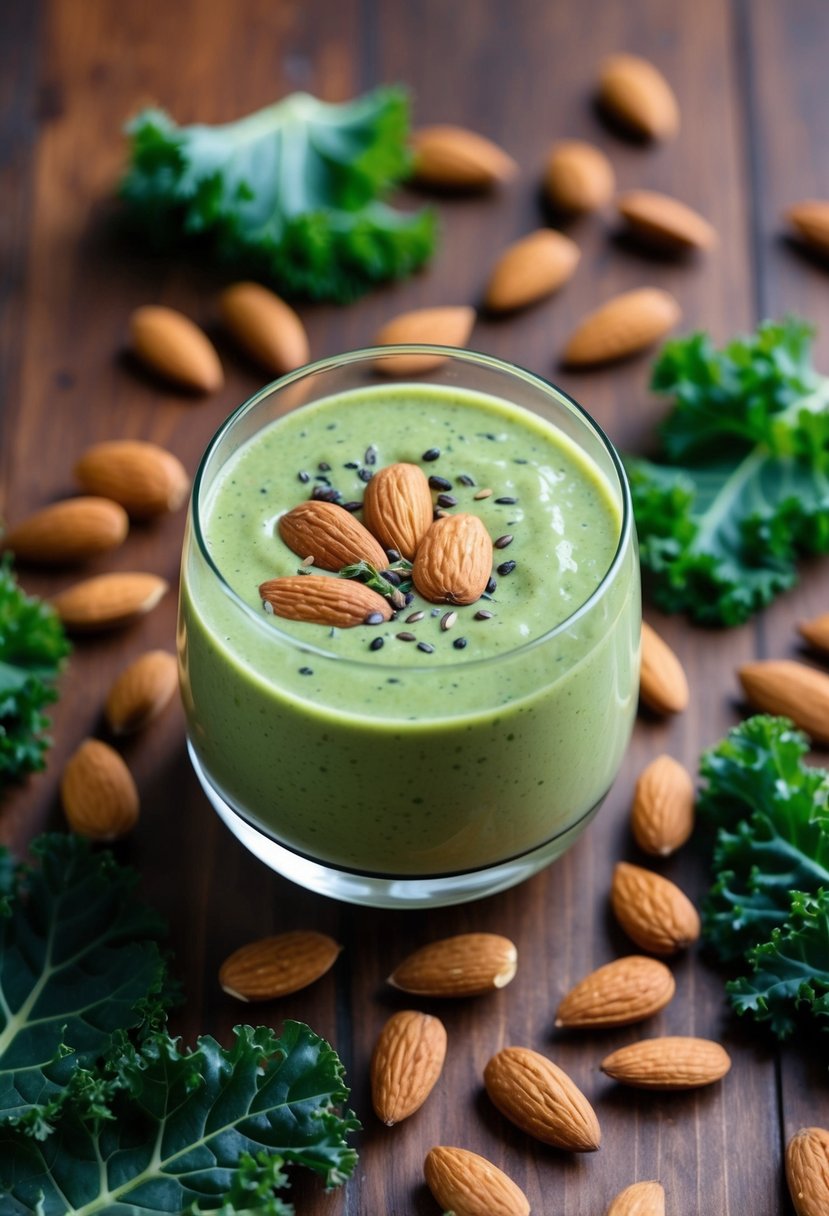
(799, 612, 829, 655)
(129, 304, 223, 392)
(2, 497, 129, 566)
(277, 500, 388, 570)
(600, 1036, 731, 1089)
(373, 306, 476, 375)
(74, 440, 190, 520)
(362, 462, 434, 560)
(484, 1046, 601, 1151)
(738, 660, 829, 745)
(561, 288, 681, 367)
(413, 513, 492, 605)
(598, 53, 680, 140)
(388, 932, 517, 997)
(51, 572, 169, 633)
(611, 861, 701, 955)
(259, 575, 392, 628)
(219, 281, 309, 374)
(219, 930, 341, 1001)
(786, 201, 829, 257)
(606, 1181, 665, 1216)
(631, 754, 695, 856)
(484, 228, 581, 313)
(424, 1146, 530, 1216)
(639, 621, 689, 714)
(544, 140, 616, 214)
(555, 956, 676, 1029)
(786, 1126, 829, 1216)
(617, 189, 716, 252)
(411, 125, 518, 190)
(371, 1010, 447, 1126)
(105, 650, 179, 736)
(61, 738, 139, 840)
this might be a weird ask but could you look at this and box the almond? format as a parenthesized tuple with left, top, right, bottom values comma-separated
(411, 125, 518, 190)
(412, 513, 492, 605)
(611, 861, 700, 955)
(2, 497, 129, 565)
(631, 754, 695, 856)
(597, 53, 680, 140)
(51, 572, 169, 633)
(362, 462, 434, 560)
(785, 201, 829, 257)
(259, 574, 392, 628)
(372, 306, 476, 375)
(484, 228, 581, 313)
(219, 930, 341, 1001)
(617, 189, 716, 252)
(600, 1036, 731, 1089)
(277, 500, 388, 570)
(219, 281, 309, 375)
(738, 660, 829, 745)
(74, 440, 190, 520)
(799, 612, 829, 655)
(371, 1010, 447, 1125)
(639, 621, 689, 714)
(606, 1181, 665, 1216)
(105, 650, 179, 735)
(543, 140, 615, 214)
(388, 932, 517, 997)
(424, 1146, 530, 1216)
(555, 956, 676, 1029)
(786, 1126, 829, 1216)
(484, 1046, 601, 1151)
(562, 288, 681, 367)
(129, 304, 223, 392)
(61, 738, 139, 840)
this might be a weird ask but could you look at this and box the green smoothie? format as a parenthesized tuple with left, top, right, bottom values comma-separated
(179, 380, 640, 877)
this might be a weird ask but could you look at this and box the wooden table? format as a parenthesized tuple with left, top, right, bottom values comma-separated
(2, 1, 828, 1212)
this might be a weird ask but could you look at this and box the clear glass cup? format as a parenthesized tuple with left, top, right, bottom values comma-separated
(178, 347, 640, 908)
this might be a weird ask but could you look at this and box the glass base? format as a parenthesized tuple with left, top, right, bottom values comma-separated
(189, 741, 605, 908)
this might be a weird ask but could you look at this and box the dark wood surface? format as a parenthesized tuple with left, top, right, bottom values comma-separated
(2, 1, 828, 1212)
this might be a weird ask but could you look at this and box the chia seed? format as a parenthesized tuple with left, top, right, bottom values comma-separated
(396, 631, 417, 642)
(385, 548, 401, 562)
(341, 500, 363, 513)
(358, 468, 373, 483)
(299, 666, 314, 675)
(453, 636, 468, 650)
(344, 460, 360, 470)
(458, 473, 476, 486)
(494, 534, 514, 549)
(311, 485, 342, 503)
(495, 496, 517, 505)
(485, 576, 497, 594)
(364, 611, 385, 625)
(417, 641, 435, 654)
(383, 569, 401, 586)
(318, 461, 331, 472)
(422, 447, 441, 462)
(497, 559, 517, 575)
(298, 470, 310, 484)
(437, 493, 457, 508)
(428, 475, 452, 491)
(369, 636, 385, 651)
(364, 445, 378, 466)
(263, 600, 274, 614)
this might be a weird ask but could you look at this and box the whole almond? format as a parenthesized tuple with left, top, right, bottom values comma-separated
(631, 754, 695, 856)
(2, 497, 129, 565)
(738, 660, 829, 745)
(277, 500, 387, 570)
(388, 932, 517, 997)
(562, 288, 681, 367)
(129, 304, 223, 392)
(600, 1036, 731, 1089)
(424, 1146, 530, 1216)
(259, 575, 392, 628)
(555, 956, 676, 1029)
(484, 1046, 601, 1151)
(639, 621, 689, 714)
(61, 738, 139, 840)
(219, 281, 309, 375)
(544, 140, 616, 214)
(606, 1181, 665, 1216)
(371, 1010, 447, 1125)
(598, 53, 680, 140)
(484, 228, 581, 313)
(799, 612, 829, 655)
(611, 861, 700, 955)
(411, 125, 518, 190)
(219, 930, 341, 1001)
(74, 440, 190, 520)
(105, 650, 179, 735)
(785, 201, 829, 257)
(51, 572, 169, 633)
(413, 513, 492, 605)
(362, 462, 434, 560)
(617, 190, 717, 252)
(373, 306, 476, 375)
(786, 1126, 829, 1216)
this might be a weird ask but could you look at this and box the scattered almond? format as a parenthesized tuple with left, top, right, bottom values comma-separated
(362, 462, 434, 560)
(51, 572, 169, 633)
(388, 932, 517, 997)
(738, 660, 829, 746)
(412, 513, 492, 605)
(219, 930, 341, 1001)
(2, 497, 128, 565)
(74, 440, 190, 520)
(606, 1180, 666, 1216)
(600, 1035, 731, 1089)
(555, 955, 676, 1029)
(597, 53, 680, 140)
(105, 650, 179, 735)
(371, 1010, 447, 1126)
(631, 754, 695, 856)
(424, 1146, 530, 1216)
(129, 304, 223, 392)
(786, 1126, 829, 1216)
(259, 574, 392, 628)
(411, 125, 518, 190)
(611, 861, 700, 955)
(372, 306, 476, 375)
(561, 287, 681, 367)
(799, 612, 829, 655)
(617, 189, 716, 252)
(61, 738, 139, 840)
(484, 1046, 601, 1151)
(219, 281, 309, 375)
(484, 228, 581, 312)
(639, 621, 689, 714)
(277, 499, 388, 570)
(785, 201, 829, 258)
(543, 140, 615, 214)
